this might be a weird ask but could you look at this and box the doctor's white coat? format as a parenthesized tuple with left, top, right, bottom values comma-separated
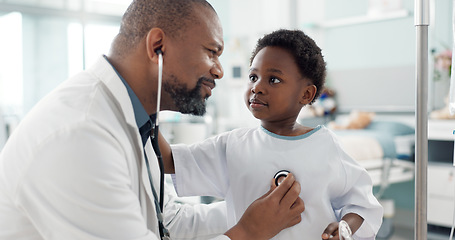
(0, 57, 228, 240)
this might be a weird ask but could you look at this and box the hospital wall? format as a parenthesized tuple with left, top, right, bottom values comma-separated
(324, 0, 453, 112)
(209, 0, 453, 117)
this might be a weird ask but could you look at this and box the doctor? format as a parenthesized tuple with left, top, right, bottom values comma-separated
(0, 0, 304, 239)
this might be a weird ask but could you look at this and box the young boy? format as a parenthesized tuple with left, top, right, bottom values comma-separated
(165, 29, 383, 239)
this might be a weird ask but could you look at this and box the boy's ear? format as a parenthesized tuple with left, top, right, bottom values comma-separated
(300, 84, 317, 105)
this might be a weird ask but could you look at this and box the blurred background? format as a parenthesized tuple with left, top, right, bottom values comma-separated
(0, 0, 452, 142)
(0, 0, 454, 239)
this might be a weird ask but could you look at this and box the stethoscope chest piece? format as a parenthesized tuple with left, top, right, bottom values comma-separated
(274, 170, 290, 186)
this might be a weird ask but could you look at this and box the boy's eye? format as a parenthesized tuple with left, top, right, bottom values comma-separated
(270, 77, 281, 84)
(249, 75, 258, 82)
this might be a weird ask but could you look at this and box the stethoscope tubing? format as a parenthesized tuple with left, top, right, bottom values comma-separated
(156, 51, 164, 211)
(145, 50, 169, 239)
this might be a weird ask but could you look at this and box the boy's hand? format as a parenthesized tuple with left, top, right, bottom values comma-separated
(321, 222, 340, 239)
(321, 213, 364, 239)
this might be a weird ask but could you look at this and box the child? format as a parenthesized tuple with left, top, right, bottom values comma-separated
(166, 29, 383, 239)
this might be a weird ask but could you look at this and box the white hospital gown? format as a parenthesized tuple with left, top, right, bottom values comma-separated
(172, 125, 383, 239)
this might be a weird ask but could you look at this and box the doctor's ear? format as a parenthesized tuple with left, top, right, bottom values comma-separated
(145, 28, 165, 63)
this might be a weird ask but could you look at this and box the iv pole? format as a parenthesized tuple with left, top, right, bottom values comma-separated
(414, 0, 429, 239)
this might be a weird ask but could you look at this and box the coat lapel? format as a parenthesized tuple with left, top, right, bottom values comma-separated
(88, 56, 160, 232)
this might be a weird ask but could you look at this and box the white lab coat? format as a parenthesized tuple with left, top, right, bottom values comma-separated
(0, 56, 229, 240)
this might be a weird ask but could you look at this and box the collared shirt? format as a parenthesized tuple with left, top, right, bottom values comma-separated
(103, 55, 154, 146)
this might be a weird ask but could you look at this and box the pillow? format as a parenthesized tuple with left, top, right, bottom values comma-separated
(366, 121, 415, 136)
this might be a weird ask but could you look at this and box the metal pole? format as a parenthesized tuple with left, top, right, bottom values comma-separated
(414, 0, 429, 239)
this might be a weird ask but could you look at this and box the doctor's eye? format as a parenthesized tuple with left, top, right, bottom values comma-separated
(207, 48, 217, 56)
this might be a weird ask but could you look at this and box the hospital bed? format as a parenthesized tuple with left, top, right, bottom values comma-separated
(332, 120, 415, 198)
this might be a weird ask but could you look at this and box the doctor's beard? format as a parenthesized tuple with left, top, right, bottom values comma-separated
(163, 76, 209, 116)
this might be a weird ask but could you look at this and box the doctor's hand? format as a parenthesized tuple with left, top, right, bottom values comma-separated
(224, 173, 305, 240)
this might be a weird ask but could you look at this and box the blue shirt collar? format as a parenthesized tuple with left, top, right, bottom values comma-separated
(103, 55, 151, 129)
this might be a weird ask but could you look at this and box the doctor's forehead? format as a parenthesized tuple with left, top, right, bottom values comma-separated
(187, 4, 224, 51)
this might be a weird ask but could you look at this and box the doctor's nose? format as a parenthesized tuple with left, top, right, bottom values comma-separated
(211, 59, 224, 80)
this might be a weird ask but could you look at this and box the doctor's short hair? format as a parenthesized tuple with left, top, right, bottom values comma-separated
(250, 29, 327, 104)
(111, 0, 216, 57)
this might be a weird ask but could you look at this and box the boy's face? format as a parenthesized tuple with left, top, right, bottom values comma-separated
(245, 46, 315, 123)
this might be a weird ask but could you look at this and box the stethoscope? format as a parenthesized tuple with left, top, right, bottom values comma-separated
(154, 48, 164, 212)
(274, 170, 353, 240)
(143, 48, 170, 240)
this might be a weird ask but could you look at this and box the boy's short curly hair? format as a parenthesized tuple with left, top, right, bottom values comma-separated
(250, 29, 327, 104)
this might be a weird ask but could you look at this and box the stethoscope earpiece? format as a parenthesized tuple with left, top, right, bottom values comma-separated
(274, 170, 290, 186)
(156, 49, 163, 126)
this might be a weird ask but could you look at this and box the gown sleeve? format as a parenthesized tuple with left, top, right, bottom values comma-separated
(171, 131, 231, 198)
(330, 135, 384, 239)
(163, 185, 229, 240)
